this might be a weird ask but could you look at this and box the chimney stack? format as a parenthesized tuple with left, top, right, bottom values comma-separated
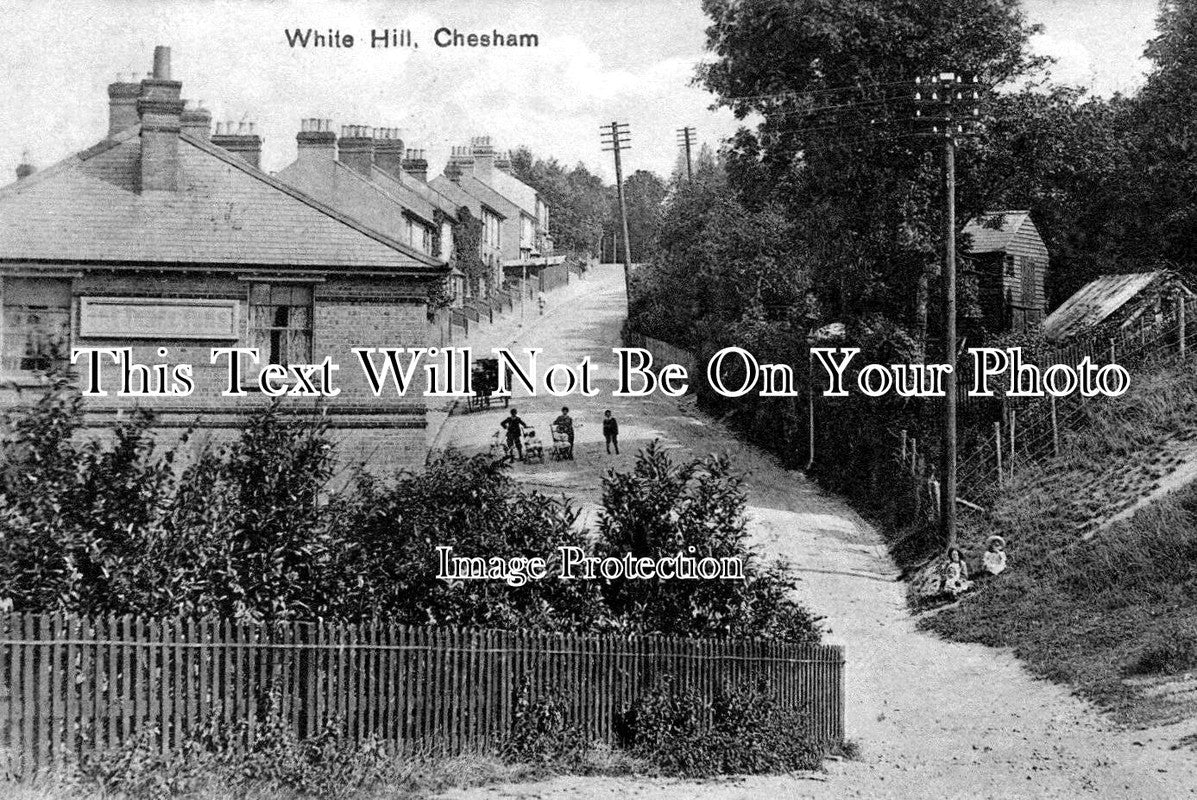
(296, 118, 336, 165)
(470, 135, 495, 180)
(180, 101, 211, 141)
(107, 75, 141, 136)
(137, 45, 185, 192)
(211, 121, 263, 169)
(495, 149, 512, 174)
(445, 145, 474, 183)
(15, 150, 35, 181)
(372, 127, 405, 178)
(338, 125, 375, 177)
(401, 148, 429, 182)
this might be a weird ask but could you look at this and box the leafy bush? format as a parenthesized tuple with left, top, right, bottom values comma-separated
(596, 442, 823, 643)
(0, 395, 602, 628)
(618, 677, 823, 777)
(505, 680, 585, 764)
(0, 395, 822, 646)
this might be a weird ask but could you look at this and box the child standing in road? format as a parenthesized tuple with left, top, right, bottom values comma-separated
(553, 406, 575, 459)
(603, 410, 619, 454)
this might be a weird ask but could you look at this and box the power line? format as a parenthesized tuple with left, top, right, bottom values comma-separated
(724, 78, 916, 104)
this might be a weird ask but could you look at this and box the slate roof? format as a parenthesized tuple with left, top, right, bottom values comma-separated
(371, 167, 459, 219)
(0, 127, 446, 273)
(961, 210, 1031, 253)
(481, 169, 538, 218)
(448, 173, 522, 219)
(429, 175, 502, 220)
(1042, 271, 1173, 341)
(275, 156, 438, 245)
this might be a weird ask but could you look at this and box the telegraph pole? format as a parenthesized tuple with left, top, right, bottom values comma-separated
(913, 71, 980, 550)
(676, 126, 696, 181)
(601, 121, 633, 299)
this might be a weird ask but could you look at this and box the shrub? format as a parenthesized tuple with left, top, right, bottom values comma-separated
(617, 677, 823, 777)
(505, 680, 586, 764)
(596, 442, 823, 643)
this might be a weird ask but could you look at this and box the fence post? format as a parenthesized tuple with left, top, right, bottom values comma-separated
(1179, 295, 1187, 359)
(994, 421, 1003, 487)
(1009, 410, 1016, 482)
(910, 439, 918, 477)
(1109, 338, 1116, 365)
(900, 429, 907, 463)
(1050, 395, 1059, 457)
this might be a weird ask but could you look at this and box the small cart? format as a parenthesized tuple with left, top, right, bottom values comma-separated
(467, 358, 511, 412)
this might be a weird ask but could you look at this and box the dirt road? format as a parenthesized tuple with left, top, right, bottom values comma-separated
(435, 264, 1197, 799)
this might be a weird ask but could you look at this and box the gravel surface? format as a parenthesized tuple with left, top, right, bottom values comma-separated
(434, 264, 1197, 800)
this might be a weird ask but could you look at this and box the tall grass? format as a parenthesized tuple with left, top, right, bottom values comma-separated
(920, 358, 1197, 725)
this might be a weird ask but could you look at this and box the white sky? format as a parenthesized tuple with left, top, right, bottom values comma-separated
(0, 0, 1162, 184)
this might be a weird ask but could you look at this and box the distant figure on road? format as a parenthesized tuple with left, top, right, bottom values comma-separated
(603, 410, 620, 454)
(537, 291, 546, 315)
(500, 408, 528, 461)
(942, 548, 973, 597)
(982, 535, 1007, 576)
(553, 406, 574, 459)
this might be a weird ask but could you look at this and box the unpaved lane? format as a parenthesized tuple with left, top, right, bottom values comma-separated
(435, 265, 1197, 799)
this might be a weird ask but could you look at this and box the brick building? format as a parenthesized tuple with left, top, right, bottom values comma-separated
(0, 46, 447, 467)
(430, 137, 552, 295)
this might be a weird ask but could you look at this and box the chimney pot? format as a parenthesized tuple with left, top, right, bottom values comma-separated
(152, 45, 171, 80)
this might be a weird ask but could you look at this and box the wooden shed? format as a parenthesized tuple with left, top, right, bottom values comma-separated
(961, 210, 1049, 333)
(1041, 270, 1195, 343)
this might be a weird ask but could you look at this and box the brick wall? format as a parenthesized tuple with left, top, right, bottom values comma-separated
(1, 270, 435, 471)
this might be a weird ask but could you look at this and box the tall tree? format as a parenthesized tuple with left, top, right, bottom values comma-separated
(617, 170, 668, 263)
(698, 0, 1046, 343)
(510, 147, 611, 255)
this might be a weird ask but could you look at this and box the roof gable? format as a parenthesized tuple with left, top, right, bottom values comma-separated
(451, 174, 521, 219)
(961, 210, 1034, 253)
(0, 129, 445, 272)
(479, 169, 539, 217)
(429, 175, 482, 218)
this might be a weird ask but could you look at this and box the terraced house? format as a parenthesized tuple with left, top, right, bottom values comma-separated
(0, 46, 448, 467)
(430, 136, 552, 296)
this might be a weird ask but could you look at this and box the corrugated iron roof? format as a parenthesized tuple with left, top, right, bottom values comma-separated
(1041, 271, 1166, 341)
(961, 210, 1030, 253)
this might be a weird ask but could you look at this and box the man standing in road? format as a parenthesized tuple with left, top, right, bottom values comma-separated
(500, 408, 528, 461)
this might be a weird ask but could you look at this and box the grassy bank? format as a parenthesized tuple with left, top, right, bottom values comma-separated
(918, 358, 1197, 727)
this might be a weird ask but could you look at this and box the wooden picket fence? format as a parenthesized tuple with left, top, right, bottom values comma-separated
(0, 614, 845, 779)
